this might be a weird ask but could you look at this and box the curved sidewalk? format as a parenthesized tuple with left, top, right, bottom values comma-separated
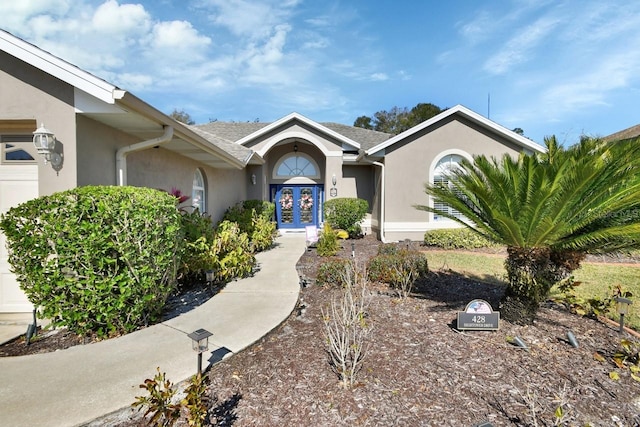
(0, 234, 305, 427)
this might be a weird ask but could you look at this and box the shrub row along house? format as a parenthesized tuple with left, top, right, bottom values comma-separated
(0, 29, 544, 315)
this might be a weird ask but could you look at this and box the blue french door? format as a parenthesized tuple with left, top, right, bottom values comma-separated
(273, 185, 322, 228)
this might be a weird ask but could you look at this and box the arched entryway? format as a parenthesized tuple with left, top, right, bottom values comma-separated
(270, 152, 324, 229)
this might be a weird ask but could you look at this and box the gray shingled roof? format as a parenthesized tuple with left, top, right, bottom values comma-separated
(195, 120, 392, 151)
(603, 124, 640, 142)
(186, 125, 256, 164)
(320, 122, 393, 150)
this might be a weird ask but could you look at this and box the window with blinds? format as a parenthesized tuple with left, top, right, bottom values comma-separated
(433, 154, 464, 221)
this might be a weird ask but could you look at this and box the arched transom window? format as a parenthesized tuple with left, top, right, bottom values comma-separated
(192, 169, 206, 213)
(433, 154, 464, 220)
(273, 153, 320, 179)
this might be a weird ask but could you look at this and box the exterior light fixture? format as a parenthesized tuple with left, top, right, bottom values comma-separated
(205, 270, 215, 283)
(351, 242, 355, 258)
(615, 297, 632, 333)
(332, 174, 337, 186)
(251, 174, 257, 185)
(188, 328, 213, 374)
(33, 123, 63, 170)
(293, 143, 298, 153)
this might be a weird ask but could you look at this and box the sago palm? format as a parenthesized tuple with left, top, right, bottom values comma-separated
(417, 136, 640, 323)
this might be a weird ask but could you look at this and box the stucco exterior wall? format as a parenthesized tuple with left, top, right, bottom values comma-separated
(341, 165, 374, 207)
(127, 148, 246, 223)
(382, 116, 524, 241)
(0, 51, 77, 195)
(76, 115, 139, 186)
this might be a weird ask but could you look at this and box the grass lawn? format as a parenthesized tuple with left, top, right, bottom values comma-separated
(423, 250, 640, 330)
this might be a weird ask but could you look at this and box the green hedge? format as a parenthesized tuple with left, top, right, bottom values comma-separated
(423, 228, 498, 250)
(323, 198, 369, 238)
(0, 186, 183, 338)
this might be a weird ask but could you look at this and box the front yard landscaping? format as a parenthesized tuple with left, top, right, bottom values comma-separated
(125, 235, 640, 426)
(2, 235, 640, 425)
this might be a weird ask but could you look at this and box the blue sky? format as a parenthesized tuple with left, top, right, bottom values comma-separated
(3, 0, 640, 145)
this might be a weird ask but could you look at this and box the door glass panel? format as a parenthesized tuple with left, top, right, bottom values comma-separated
(299, 187, 313, 224)
(279, 187, 293, 224)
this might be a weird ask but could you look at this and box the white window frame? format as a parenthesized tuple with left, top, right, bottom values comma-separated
(273, 152, 321, 180)
(428, 150, 473, 222)
(192, 168, 207, 213)
(1, 135, 37, 164)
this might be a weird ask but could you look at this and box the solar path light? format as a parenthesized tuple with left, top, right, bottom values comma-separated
(615, 297, 632, 333)
(188, 328, 213, 375)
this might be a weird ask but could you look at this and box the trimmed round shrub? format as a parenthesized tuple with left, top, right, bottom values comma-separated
(0, 186, 184, 337)
(367, 249, 429, 285)
(323, 197, 369, 238)
(423, 228, 499, 249)
(316, 258, 355, 287)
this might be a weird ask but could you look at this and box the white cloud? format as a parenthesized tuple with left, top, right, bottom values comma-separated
(150, 20, 211, 51)
(92, 0, 151, 34)
(457, 11, 492, 44)
(483, 15, 560, 75)
(370, 73, 388, 81)
(0, 0, 73, 33)
(541, 52, 640, 112)
(113, 72, 154, 91)
(202, 0, 297, 40)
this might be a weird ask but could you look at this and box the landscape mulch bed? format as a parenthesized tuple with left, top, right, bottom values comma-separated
(3, 236, 640, 426)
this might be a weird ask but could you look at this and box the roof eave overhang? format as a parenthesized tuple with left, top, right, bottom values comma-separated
(115, 93, 247, 169)
(366, 104, 546, 156)
(236, 112, 361, 150)
(0, 29, 118, 104)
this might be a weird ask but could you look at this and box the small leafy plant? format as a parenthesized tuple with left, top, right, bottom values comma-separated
(182, 373, 210, 426)
(132, 367, 181, 426)
(317, 223, 340, 257)
(222, 200, 276, 252)
(611, 339, 640, 382)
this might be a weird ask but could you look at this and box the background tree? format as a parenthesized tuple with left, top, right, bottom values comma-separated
(353, 115, 373, 130)
(416, 136, 640, 323)
(354, 102, 444, 134)
(169, 108, 195, 125)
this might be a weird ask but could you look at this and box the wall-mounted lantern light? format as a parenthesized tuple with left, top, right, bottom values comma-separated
(293, 143, 298, 153)
(332, 174, 337, 186)
(615, 297, 632, 333)
(33, 123, 63, 171)
(188, 328, 213, 374)
(251, 174, 257, 185)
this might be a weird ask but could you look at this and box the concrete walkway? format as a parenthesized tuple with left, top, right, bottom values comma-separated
(0, 234, 305, 427)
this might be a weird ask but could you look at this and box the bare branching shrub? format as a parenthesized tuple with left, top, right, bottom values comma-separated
(321, 265, 372, 388)
(392, 256, 420, 299)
